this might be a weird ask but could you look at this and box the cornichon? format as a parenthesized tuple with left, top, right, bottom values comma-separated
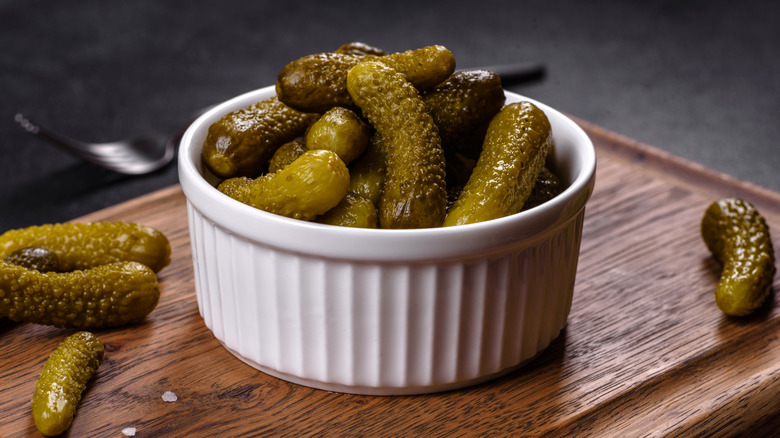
(444, 101, 552, 226)
(523, 167, 564, 211)
(0, 260, 160, 328)
(348, 133, 387, 207)
(347, 60, 447, 229)
(268, 140, 307, 173)
(2, 246, 59, 272)
(202, 97, 317, 179)
(218, 149, 350, 221)
(316, 193, 378, 228)
(305, 106, 371, 165)
(334, 41, 388, 56)
(0, 222, 170, 273)
(701, 198, 776, 316)
(276, 45, 456, 113)
(32, 331, 104, 436)
(422, 69, 505, 159)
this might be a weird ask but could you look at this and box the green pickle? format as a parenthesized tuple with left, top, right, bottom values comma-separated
(32, 331, 104, 436)
(305, 107, 371, 165)
(316, 193, 378, 228)
(523, 167, 565, 211)
(701, 198, 776, 316)
(347, 61, 447, 229)
(276, 45, 456, 113)
(0, 260, 160, 328)
(0, 222, 170, 273)
(3, 246, 59, 272)
(202, 97, 316, 178)
(444, 101, 552, 226)
(422, 69, 505, 159)
(348, 133, 387, 207)
(219, 149, 350, 221)
(334, 41, 388, 56)
(268, 140, 307, 173)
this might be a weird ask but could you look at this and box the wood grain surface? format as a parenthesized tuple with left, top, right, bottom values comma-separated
(2, 120, 779, 437)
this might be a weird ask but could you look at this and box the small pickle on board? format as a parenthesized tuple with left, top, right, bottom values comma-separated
(444, 101, 552, 226)
(2, 246, 60, 272)
(218, 149, 350, 221)
(202, 97, 317, 179)
(32, 331, 104, 437)
(0, 260, 160, 328)
(347, 61, 447, 229)
(276, 45, 456, 113)
(0, 222, 170, 273)
(701, 198, 776, 316)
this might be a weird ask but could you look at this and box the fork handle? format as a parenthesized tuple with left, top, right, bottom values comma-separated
(14, 113, 97, 162)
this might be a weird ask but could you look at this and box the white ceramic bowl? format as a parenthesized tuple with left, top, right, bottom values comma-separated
(178, 85, 596, 395)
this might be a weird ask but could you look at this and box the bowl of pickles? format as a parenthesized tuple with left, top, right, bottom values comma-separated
(178, 43, 596, 395)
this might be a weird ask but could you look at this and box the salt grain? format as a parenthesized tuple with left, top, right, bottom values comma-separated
(162, 390, 178, 402)
(122, 427, 136, 436)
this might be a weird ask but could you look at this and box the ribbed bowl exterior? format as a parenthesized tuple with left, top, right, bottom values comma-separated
(186, 200, 584, 395)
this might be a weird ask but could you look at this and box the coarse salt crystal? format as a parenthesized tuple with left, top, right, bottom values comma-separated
(122, 427, 136, 436)
(162, 390, 178, 402)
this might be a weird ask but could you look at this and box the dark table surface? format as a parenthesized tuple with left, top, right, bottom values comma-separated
(2, 0, 779, 232)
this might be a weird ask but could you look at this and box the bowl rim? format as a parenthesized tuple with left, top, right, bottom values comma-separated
(178, 86, 596, 262)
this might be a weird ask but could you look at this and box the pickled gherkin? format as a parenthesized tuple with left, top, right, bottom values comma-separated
(334, 41, 388, 56)
(277, 45, 456, 113)
(218, 149, 350, 221)
(32, 331, 104, 436)
(202, 97, 317, 178)
(0, 260, 160, 328)
(268, 140, 307, 173)
(348, 133, 387, 207)
(0, 222, 170, 273)
(316, 193, 378, 228)
(523, 167, 565, 211)
(305, 107, 371, 165)
(701, 198, 776, 316)
(422, 69, 505, 159)
(444, 101, 552, 226)
(347, 61, 447, 229)
(3, 246, 59, 272)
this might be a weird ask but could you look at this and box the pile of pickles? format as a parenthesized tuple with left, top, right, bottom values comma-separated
(203, 42, 563, 229)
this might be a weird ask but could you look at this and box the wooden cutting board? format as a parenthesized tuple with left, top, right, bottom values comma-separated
(2, 120, 779, 437)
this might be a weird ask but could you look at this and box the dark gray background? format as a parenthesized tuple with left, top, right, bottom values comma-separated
(2, 0, 779, 231)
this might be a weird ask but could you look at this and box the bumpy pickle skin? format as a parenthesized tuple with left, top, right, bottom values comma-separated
(316, 193, 378, 228)
(701, 198, 776, 316)
(0, 261, 160, 328)
(347, 61, 447, 229)
(218, 149, 350, 221)
(334, 41, 388, 56)
(3, 246, 59, 272)
(268, 140, 307, 173)
(202, 97, 317, 178)
(305, 107, 371, 165)
(523, 167, 565, 211)
(276, 45, 456, 113)
(422, 69, 505, 159)
(0, 222, 170, 273)
(32, 331, 104, 437)
(348, 133, 387, 207)
(444, 101, 552, 226)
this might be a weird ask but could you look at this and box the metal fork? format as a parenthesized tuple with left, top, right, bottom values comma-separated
(14, 113, 176, 175)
